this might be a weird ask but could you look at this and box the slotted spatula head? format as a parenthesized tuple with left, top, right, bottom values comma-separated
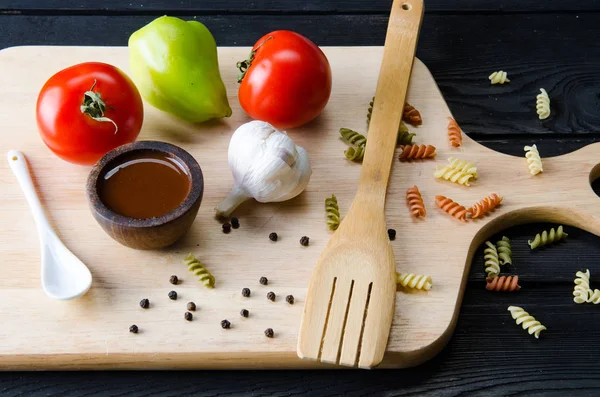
(297, 0, 424, 369)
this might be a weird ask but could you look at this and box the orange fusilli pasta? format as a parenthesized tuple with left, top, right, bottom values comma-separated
(435, 195, 468, 221)
(469, 193, 503, 219)
(403, 103, 422, 126)
(486, 276, 520, 292)
(447, 117, 462, 147)
(398, 144, 436, 161)
(406, 185, 426, 218)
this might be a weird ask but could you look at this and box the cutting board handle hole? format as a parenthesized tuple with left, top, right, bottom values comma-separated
(401, 3, 412, 10)
(589, 163, 600, 198)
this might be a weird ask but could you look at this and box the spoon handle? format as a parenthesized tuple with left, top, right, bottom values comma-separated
(7, 150, 53, 239)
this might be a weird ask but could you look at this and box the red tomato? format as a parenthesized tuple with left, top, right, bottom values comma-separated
(36, 62, 143, 165)
(237, 31, 332, 129)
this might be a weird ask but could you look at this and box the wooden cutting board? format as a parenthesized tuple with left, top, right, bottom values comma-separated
(1, 46, 599, 370)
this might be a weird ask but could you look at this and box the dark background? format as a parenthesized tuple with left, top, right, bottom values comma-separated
(2, 1, 600, 396)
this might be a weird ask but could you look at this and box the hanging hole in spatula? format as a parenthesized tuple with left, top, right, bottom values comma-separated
(401, 3, 412, 10)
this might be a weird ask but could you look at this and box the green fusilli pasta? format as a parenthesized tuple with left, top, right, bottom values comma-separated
(497, 236, 512, 265)
(484, 241, 500, 279)
(340, 128, 366, 162)
(528, 225, 567, 249)
(325, 194, 341, 231)
(184, 253, 215, 288)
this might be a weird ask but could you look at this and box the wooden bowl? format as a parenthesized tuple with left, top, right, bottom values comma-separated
(86, 141, 204, 250)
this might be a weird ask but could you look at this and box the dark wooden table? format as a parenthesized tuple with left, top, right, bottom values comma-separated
(2, 1, 600, 396)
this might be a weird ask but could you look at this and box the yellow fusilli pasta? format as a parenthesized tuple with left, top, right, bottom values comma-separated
(536, 88, 551, 120)
(184, 253, 215, 288)
(507, 306, 547, 339)
(524, 144, 543, 175)
(588, 289, 600, 304)
(489, 70, 510, 84)
(396, 272, 432, 291)
(484, 241, 500, 279)
(573, 269, 591, 304)
(325, 194, 341, 231)
(528, 225, 568, 249)
(497, 236, 512, 265)
(434, 157, 478, 186)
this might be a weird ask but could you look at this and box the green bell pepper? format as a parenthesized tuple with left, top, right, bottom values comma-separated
(128, 16, 232, 123)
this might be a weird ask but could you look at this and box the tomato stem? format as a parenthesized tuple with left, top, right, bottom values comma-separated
(80, 80, 118, 134)
(236, 36, 273, 83)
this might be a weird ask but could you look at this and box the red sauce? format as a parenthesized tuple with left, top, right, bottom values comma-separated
(99, 151, 191, 219)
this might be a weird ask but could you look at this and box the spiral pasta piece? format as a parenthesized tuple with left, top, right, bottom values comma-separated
(496, 236, 512, 265)
(536, 88, 551, 120)
(573, 269, 591, 304)
(397, 122, 416, 145)
(486, 275, 520, 292)
(398, 144, 436, 161)
(340, 128, 366, 147)
(406, 185, 426, 218)
(403, 102, 423, 126)
(396, 272, 432, 291)
(344, 145, 365, 162)
(469, 193, 503, 219)
(325, 194, 341, 231)
(447, 117, 462, 147)
(524, 144, 543, 175)
(184, 253, 215, 288)
(434, 157, 478, 186)
(435, 195, 468, 221)
(489, 71, 510, 84)
(483, 241, 500, 279)
(507, 306, 546, 338)
(588, 289, 600, 304)
(528, 225, 567, 249)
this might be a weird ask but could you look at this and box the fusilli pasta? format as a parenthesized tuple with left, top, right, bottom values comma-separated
(588, 289, 600, 304)
(435, 195, 468, 221)
(396, 272, 432, 290)
(507, 306, 546, 338)
(528, 225, 568, 249)
(524, 144, 543, 175)
(340, 128, 366, 162)
(497, 236, 512, 265)
(447, 117, 462, 147)
(397, 122, 416, 145)
(469, 193, 503, 219)
(406, 185, 426, 218)
(325, 194, 341, 231)
(483, 241, 500, 279)
(434, 157, 478, 186)
(398, 144, 436, 161)
(573, 269, 591, 304)
(536, 88, 551, 120)
(403, 102, 423, 126)
(489, 71, 510, 84)
(184, 253, 215, 288)
(486, 275, 520, 292)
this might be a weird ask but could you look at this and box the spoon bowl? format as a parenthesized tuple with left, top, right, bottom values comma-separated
(7, 150, 92, 300)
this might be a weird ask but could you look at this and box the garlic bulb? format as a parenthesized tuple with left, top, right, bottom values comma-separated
(215, 121, 312, 217)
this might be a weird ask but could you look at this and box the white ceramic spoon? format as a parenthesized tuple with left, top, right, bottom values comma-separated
(7, 150, 92, 300)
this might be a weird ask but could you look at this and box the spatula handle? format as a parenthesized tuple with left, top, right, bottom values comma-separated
(360, 0, 423, 194)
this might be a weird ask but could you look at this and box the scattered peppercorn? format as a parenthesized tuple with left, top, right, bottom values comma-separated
(242, 287, 251, 297)
(388, 228, 396, 241)
(169, 275, 178, 285)
(129, 325, 139, 334)
(240, 309, 249, 318)
(222, 223, 232, 233)
(184, 312, 193, 321)
(269, 232, 278, 242)
(168, 290, 178, 300)
(139, 298, 150, 309)
(264, 328, 274, 338)
(267, 291, 276, 302)
(300, 236, 310, 247)
(187, 302, 196, 311)
(286, 295, 294, 305)
(231, 217, 240, 229)
(260, 276, 268, 285)
(221, 319, 231, 329)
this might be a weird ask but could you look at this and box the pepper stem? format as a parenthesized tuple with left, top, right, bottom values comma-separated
(215, 185, 250, 218)
(80, 80, 118, 134)
(236, 36, 273, 83)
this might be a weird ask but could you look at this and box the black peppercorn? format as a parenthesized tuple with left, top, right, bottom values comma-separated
(184, 312, 193, 321)
(168, 290, 177, 300)
(260, 276, 268, 285)
(139, 298, 150, 309)
(240, 309, 249, 318)
(264, 328, 274, 338)
(221, 319, 231, 329)
(222, 223, 232, 233)
(286, 295, 294, 305)
(267, 291, 276, 302)
(242, 287, 251, 297)
(269, 232, 278, 242)
(187, 302, 196, 311)
(388, 228, 396, 241)
(169, 275, 178, 285)
(129, 325, 138, 334)
(300, 236, 310, 246)
(231, 217, 240, 229)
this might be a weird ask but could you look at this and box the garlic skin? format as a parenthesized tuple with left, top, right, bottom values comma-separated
(215, 120, 312, 217)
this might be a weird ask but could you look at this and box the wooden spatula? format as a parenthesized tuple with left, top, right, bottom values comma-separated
(297, 0, 424, 369)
